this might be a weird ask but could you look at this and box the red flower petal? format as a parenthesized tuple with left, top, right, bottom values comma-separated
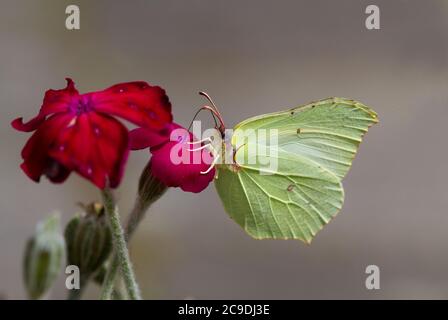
(179, 169, 216, 193)
(48, 112, 130, 189)
(129, 123, 179, 150)
(92, 82, 172, 130)
(149, 124, 215, 193)
(12, 78, 77, 132)
(13, 79, 173, 189)
(20, 113, 74, 182)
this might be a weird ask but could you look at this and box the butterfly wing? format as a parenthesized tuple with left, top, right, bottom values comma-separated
(232, 97, 378, 179)
(215, 148, 344, 243)
(215, 97, 377, 242)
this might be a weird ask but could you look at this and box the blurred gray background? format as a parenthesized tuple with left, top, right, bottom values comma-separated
(1, 0, 448, 299)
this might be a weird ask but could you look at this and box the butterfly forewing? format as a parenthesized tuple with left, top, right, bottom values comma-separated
(232, 98, 378, 179)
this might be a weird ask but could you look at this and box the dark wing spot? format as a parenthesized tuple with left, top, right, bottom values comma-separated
(296, 128, 301, 134)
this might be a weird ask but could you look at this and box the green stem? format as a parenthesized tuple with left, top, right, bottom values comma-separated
(101, 188, 141, 300)
(100, 258, 120, 299)
(100, 199, 145, 300)
(111, 288, 124, 300)
(100, 167, 167, 300)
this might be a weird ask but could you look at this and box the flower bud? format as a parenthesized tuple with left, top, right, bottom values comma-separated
(137, 161, 168, 210)
(23, 214, 65, 300)
(64, 202, 112, 278)
(126, 162, 168, 238)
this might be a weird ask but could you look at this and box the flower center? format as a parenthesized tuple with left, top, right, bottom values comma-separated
(71, 96, 93, 115)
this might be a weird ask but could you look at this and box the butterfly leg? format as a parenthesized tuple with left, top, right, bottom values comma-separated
(186, 138, 220, 175)
(186, 144, 210, 152)
(201, 153, 220, 175)
(186, 137, 213, 150)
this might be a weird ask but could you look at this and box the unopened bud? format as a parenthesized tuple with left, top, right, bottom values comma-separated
(138, 161, 168, 208)
(126, 161, 168, 239)
(23, 214, 64, 300)
(64, 202, 112, 278)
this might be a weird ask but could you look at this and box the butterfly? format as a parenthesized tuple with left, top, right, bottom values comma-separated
(199, 94, 378, 243)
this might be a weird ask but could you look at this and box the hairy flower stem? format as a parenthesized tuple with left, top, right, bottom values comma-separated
(101, 188, 141, 300)
(101, 164, 167, 300)
(100, 260, 120, 299)
(100, 202, 148, 299)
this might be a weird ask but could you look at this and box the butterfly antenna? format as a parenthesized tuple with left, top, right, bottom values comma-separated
(187, 106, 218, 132)
(199, 92, 226, 136)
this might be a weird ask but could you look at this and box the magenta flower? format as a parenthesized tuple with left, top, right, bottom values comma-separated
(12, 78, 172, 189)
(130, 123, 215, 193)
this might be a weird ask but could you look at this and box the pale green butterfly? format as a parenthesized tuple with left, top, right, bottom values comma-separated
(197, 93, 378, 244)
